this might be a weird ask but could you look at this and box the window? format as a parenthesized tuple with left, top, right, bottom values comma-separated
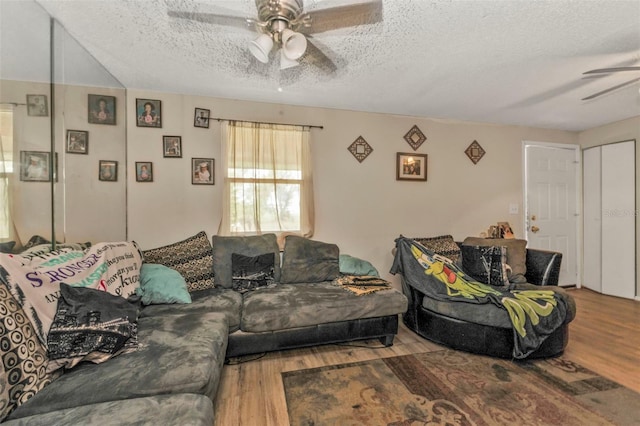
(0, 108, 14, 240)
(220, 121, 314, 236)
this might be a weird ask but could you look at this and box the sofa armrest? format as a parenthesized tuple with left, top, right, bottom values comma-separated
(525, 248, 562, 286)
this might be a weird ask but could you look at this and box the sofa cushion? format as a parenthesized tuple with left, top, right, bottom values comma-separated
(339, 254, 379, 277)
(46, 284, 140, 373)
(280, 236, 339, 284)
(0, 284, 58, 422)
(240, 282, 408, 333)
(0, 242, 142, 345)
(462, 237, 528, 283)
(0, 241, 15, 254)
(139, 287, 242, 332)
(1, 394, 214, 426)
(8, 312, 228, 420)
(412, 235, 461, 263)
(461, 245, 510, 288)
(232, 252, 276, 293)
(142, 231, 215, 292)
(213, 234, 280, 288)
(137, 264, 192, 305)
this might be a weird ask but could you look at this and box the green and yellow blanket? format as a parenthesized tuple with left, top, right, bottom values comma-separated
(390, 236, 570, 359)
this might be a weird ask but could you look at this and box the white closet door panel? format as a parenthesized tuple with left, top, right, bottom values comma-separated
(601, 141, 636, 299)
(583, 147, 601, 292)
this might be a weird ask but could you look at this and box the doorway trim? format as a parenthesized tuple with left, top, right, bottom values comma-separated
(522, 140, 582, 288)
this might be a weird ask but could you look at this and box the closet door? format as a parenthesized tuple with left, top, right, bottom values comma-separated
(583, 147, 601, 292)
(601, 141, 636, 299)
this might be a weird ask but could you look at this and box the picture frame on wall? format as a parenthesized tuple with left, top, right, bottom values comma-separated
(99, 160, 118, 182)
(163, 135, 182, 158)
(194, 108, 210, 128)
(20, 150, 50, 182)
(135, 161, 153, 182)
(26, 94, 48, 117)
(191, 158, 214, 185)
(88, 94, 116, 125)
(136, 98, 162, 128)
(66, 130, 89, 154)
(396, 152, 427, 181)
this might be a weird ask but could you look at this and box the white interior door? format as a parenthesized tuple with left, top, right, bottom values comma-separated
(582, 147, 602, 292)
(524, 143, 579, 286)
(601, 141, 636, 299)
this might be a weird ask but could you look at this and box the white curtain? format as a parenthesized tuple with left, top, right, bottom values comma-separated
(218, 121, 314, 238)
(0, 106, 21, 247)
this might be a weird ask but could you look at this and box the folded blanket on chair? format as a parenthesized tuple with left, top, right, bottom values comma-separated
(390, 236, 569, 359)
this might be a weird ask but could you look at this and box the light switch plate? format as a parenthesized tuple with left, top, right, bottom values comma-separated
(509, 203, 519, 214)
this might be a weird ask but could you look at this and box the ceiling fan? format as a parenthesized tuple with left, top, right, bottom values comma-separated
(168, 0, 383, 70)
(581, 66, 640, 100)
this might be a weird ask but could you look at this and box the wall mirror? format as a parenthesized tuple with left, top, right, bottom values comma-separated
(0, 0, 127, 251)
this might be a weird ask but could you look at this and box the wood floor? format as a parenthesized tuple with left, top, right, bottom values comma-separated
(213, 288, 639, 425)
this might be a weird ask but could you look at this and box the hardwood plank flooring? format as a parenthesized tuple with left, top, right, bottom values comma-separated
(214, 288, 639, 425)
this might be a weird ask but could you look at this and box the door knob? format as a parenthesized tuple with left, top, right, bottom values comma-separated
(531, 215, 537, 221)
(531, 225, 540, 233)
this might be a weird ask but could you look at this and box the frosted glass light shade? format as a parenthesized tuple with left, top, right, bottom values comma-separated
(280, 50, 299, 69)
(281, 29, 307, 60)
(249, 34, 273, 63)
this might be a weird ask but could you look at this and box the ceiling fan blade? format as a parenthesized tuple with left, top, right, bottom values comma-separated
(304, 38, 338, 73)
(167, 10, 251, 30)
(301, 0, 383, 34)
(583, 66, 640, 75)
(582, 77, 640, 100)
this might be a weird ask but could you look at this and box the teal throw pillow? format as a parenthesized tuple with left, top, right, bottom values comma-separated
(339, 254, 379, 277)
(137, 264, 192, 305)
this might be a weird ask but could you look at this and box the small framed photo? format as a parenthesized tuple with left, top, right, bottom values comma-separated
(396, 152, 427, 181)
(194, 108, 210, 128)
(136, 98, 162, 128)
(20, 151, 51, 181)
(88, 94, 116, 125)
(99, 160, 118, 182)
(135, 161, 153, 182)
(66, 130, 89, 154)
(26, 94, 48, 117)
(498, 222, 515, 239)
(192, 158, 214, 185)
(163, 135, 182, 158)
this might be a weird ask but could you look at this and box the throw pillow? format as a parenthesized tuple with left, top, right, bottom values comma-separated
(136, 264, 192, 305)
(0, 283, 58, 421)
(0, 242, 142, 346)
(212, 234, 280, 289)
(280, 236, 340, 283)
(231, 252, 276, 293)
(412, 235, 461, 263)
(461, 245, 510, 288)
(0, 241, 15, 254)
(46, 283, 140, 373)
(462, 237, 527, 283)
(339, 254, 379, 277)
(142, 231, 215, 292)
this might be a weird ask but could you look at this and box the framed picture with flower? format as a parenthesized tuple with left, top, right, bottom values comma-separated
(136, 98, 161, 128)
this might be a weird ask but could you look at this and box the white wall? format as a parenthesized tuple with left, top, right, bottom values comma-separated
(578, 115, 640, 298)
(127, 89, 578, 283)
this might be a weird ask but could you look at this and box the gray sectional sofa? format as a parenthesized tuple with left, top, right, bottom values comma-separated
(1, 233, 408, 425)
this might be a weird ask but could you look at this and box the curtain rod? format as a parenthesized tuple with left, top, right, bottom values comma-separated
(211, 117, 323, 130)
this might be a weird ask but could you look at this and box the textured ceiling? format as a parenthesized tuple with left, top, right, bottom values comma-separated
(25, 0, 640, 130)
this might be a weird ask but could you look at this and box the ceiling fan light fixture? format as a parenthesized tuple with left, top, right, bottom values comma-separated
(249, 33, 273, 63)
(281, 28, 307, 60)
(280, 50, 300, 69)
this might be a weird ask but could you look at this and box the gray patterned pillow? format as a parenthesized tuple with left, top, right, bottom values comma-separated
(0, 283, 58, 421)
(142, 231, 215, 292)
(461, 245, 510, 288)
(212, 234, 280, 288)
(412, 235, 461, 263)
